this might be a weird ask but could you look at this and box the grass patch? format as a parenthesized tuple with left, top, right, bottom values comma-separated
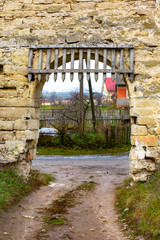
(48, 219, 64, 225)
(115, 170, 160, 240)
(0, 169, 54, 212)
(44, 180, 97, 226)
(37, 145, 130, 156)
(77, 181, 97, 191)
(40, 105, 65, 110)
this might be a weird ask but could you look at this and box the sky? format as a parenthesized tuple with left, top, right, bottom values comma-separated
(42, 60, 111, 93)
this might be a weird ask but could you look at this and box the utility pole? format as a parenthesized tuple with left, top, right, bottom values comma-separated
(88, 76, 96, 133)
(79, 49, 84, 138)
(79, 74, 84, 138)
(84, 59, 96, 133)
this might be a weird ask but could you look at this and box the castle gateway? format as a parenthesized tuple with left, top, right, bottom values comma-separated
(0, 0, 160, 181)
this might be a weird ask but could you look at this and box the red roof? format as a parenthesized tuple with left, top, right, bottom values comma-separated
(105, 77, 116, 92)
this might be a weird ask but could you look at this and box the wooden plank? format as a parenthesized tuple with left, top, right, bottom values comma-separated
(130, 48, 134, 71)
(79, 73, 84, 138)
(28, 68, 133, 74)
(28, 49, 33, 81)
(79, 49, 84, 137)
(28, 49, 33, 68)
(70, 49, 75, 82)
(130, 48, 134, 82)
(120, 49, 124, 70)
(103, 49, 107, 82)
(95, 49, 99, 81)
(38, 49, 43, 82)
(119, 49, 124, 81)
(46, 49, 51, 82)
(62, 48, 67, 81)
(87, 49, 91, 81)
(78, 49, 83, 81)
(30, 44, 134, 49)
(111, 49, 116, 82)
(54, 48, 58, 82)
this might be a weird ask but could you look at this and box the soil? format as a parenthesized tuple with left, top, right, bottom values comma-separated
(0, 154, 129, 240)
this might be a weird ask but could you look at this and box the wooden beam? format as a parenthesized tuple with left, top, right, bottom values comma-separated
(28, 69, 134, 74)
(46, 49, 51, 81)
(29, 44, 134, 49)
(70, 49, 75, 82)
(38, 49, 43, 82)
(54, 48, 58, 82)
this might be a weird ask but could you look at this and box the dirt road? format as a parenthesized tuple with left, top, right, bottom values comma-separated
(0, 154, 129, 240)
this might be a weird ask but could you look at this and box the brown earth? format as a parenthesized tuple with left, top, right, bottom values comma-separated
(0, 154, 129, 240)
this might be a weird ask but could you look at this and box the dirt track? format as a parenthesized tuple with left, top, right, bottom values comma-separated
(0, 154, 129, 240)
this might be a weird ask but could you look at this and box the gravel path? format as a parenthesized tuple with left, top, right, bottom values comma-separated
(0, 154, 129, 240)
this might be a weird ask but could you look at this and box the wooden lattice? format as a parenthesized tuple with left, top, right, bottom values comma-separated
(28, 44, 134, 82)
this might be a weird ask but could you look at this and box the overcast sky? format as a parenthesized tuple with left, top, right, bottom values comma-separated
(43, 60, 111, 93)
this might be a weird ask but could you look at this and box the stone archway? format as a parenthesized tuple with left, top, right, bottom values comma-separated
(0, 0, 160, 181)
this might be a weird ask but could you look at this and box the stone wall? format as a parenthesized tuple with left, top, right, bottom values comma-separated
(0, 0, 160, 181)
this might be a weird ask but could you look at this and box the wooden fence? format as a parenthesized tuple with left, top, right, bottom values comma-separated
(40, 108, 131, 144)
(40, 108, 130, 127)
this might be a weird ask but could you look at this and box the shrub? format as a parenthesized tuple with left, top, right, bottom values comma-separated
(71, 132, 106, 149)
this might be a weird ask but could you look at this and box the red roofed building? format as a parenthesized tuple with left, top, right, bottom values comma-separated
(102, 76, 129, 107)
(105, 77, 116, 92)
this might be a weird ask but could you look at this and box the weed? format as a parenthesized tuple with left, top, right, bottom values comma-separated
(0, 169, 54, 212)
(115, 170, 160, 239)
(48, 219, 64, 225)
(76, 181, 97, 191)
(44, 180, 98, 226)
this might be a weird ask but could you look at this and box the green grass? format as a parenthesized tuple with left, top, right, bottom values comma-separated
(48, 218, 64, 225)
(115, 170, 160, 239)
(0, 169, 54, 212)
(77, 181, 97, 191)
(37, 145, 130, 156)
(40, 105, 65, 110)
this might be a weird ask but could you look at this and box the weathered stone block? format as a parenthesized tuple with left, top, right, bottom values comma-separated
(130, 159, 156, 174)
(32, 30, 56, 37)
(130, 99, 159, 108)
(131, 124, 148, 136)
(71, 2, 96, 11)
(156, 126, 160, 135)
(148, 127, 156, 135)
(47, 4, 70, 13)
(129, 172, 150, 182)
(4, 2, 23, 11)
(28, 120, 39, 130)
(10, 49, 28, 66)
(0, 107, 39, 120)
(0, 131, 14, 142)
(17, 160, 32, 179)
(12, 75, 28, 82)
(33, 0, 53, 3)
(129, 146, 146, 160)
(3, 65, 28, 76)
(0, 99, 37, 107)
(14, 119, 28, 130)
(0, 107, 29, 120)
(130, 108, 154, 117)
(137, 116, 156, 126)
(0, 121, 14, 130)
(16, 130, 39, 141)
(29, 149, 36, 160)
(131, 136, 159, 147)
(146, 147, 160, 162)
